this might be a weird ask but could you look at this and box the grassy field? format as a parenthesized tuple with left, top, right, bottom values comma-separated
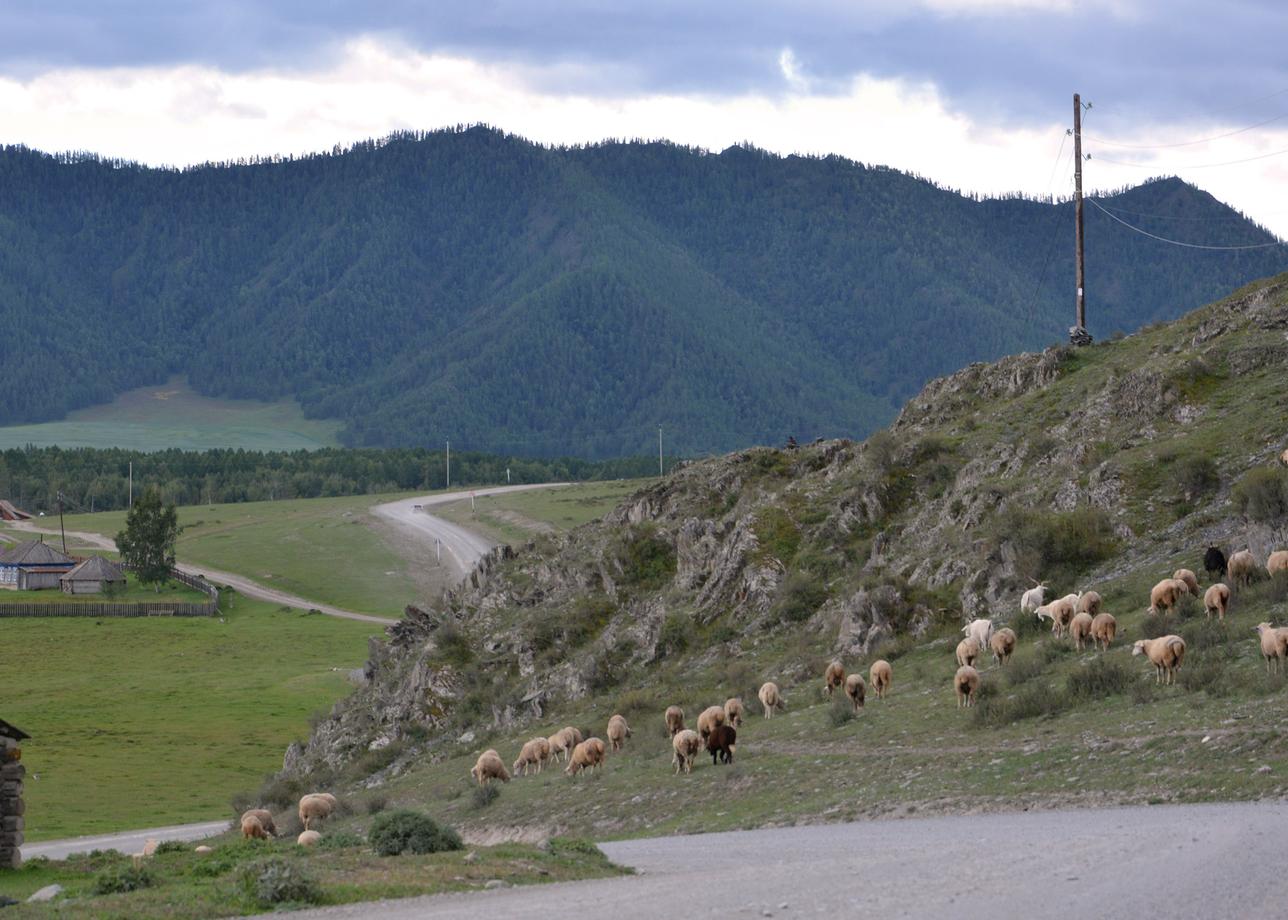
(431, 480, 644, 544)
(0, 574, 207, 605)
(0, 377, 342, 452)
(5, 595, 379, 842)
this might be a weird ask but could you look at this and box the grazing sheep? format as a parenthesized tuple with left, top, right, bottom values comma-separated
(962, 618, 994, 651)
(1255, 623, 1288, 674)
(1204, 546, 1228, 581)
(297, 830, 322, 847)
(706, 724, 737, 765)
(1173, 569, 1200, 597)
(240, 809, 277, 837)
(547, 726, 584, 763)
(1076, 591, 1102, 617)
(513, 738, 550, 776)
(844, 673, 866, 711)
(1020, 583, 1048, 616)
(869, 660, 892, 699)
(194, 846, 213, 854)
(954, 666, 980, 708)
(606, 714, 632, 752)
(241, 813, 271, 841)
(758, 681, 784, 717)
(697, 705, 727, 742)
(297, 794, 336, 831)
(955, 637, 982, 668)
(824, 661, 846, 698)
(1132, 636, 1187, 684)
(1090, 612, 1118, 651)
(565, 737, 606, 777)
(1269, 550, 1288, 576)
(664, 705, 685, 737)
(470, 750, 512, 787)
(723, 697, 745, 728)
(1281, 447, 1288, 467)
(1148, 578, 1185, 616)
(1203, 583, 1230, 622)
(1036, 596, 1076, 637)
(1229, 550, 1261, 589)
(1069, 611, 1094, 650)
(672, 729, 701, 774)
(989, 628, 1017, 665)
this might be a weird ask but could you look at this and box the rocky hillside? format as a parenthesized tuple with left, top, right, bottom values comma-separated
(286, 272, 1288, 778)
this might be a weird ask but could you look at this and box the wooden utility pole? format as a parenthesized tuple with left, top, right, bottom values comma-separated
(1071, 93, 1092, 346)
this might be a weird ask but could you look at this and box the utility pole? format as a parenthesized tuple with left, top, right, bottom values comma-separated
(1070, 92, 1093, 346)
(445, 440, 451, 490)
(57, 491, 66, 555)
(658, 427, 663, 477)
(128, 461, 133, 509)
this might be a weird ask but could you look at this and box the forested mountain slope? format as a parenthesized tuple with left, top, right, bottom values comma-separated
(1, 128, 1283, 456)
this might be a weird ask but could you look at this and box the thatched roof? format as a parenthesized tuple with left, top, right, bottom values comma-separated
(0, 540, 75, 567)
(61, 555, 126, 584)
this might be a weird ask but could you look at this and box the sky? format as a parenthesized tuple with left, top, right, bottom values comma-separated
(2, 0, 1287, 238)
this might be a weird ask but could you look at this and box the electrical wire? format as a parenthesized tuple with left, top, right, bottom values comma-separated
(1086, 200, 1284, 222)
(1086, 197, 1287, 250)
(1090, 145, 1288, 170)
(1084, 109, 1288, 150)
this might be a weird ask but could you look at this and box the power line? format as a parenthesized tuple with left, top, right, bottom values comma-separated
(1090, 145, 1288, 170)
(1089, 200, 1286, 223)
(1084, 109, 1288, 150)
(1086, 197, 1288, 250)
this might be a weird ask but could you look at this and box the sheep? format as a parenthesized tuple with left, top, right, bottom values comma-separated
(241, 813, 271, 841)
(1255, 623, 1288, 674)
(297, 830, 322, 847)
(1069, 611, 1094, 650)
(723, 697, 745, 728)
(1173, 569, 1200, 597)
(824, 661, 846, 698)
(697, 705, 727, 742)
(298, 793, 336, 831)
(1204, 546, 1228, 581)
(470, 749, 512, 787)
(513, 738, 550, 776)
(1132, 636, 1187, 684)
(664, 705, 685, 737)
(547, 726, 584, 763)
(240, 808, 277, 837)
(1020, 583, 1048, 616)
(962, 618, 994, 650)
(706, 724, 737, 765)
(606, 714, 632, 752)
(844, 673, 866, 712)
(954, 666, 980, 708)
(565, 737, 606, 777)
(1204, 583, 1230, 622)
(869, 659, 892, 700)
(758, 681, 784, 718)
(955, 636, 981, 668)
(1036, 596, 1076, 637)
(672, 729, 701, 774)
(194, 846, 213, 854)
(1228, 550, 1261, 589)
(1090, 612, 1118, 651)
(989, 627, 1016, 665)
(1281, 447, 1288, 467)
(1148, 578, 1185, 616)
(1076, 591, 1102, 617)
(1268, 550, 1288, 576)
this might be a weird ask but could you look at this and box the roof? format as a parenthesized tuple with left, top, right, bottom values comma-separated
(0, 540, 75, 567)
(0, 719, 30, 742)
(0, 500, 32, 521)
(61, 555, 126, 583)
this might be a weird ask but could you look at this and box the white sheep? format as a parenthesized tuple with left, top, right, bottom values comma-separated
(671, 729, 701, 774)
(758, 681, 784, 717)
(869, 660, 892, 699)
(1132, 636, 1187, 684)
(1036, 596, 1076, 637)
(723, 697, 745, 728)
(1148, 578, 1185, 616)
(1090, 612, 1117, 650)
(297, 793, 337, 831)
(1069, 611, 1094, 650)
(1255, 623, 1288, 674)
(1228, 550, 1261, 589)
(606, 714, 632, 752)
(989, 627, 1016, 665)
(954, 666, 980, 708)
(242, 814, 271, 840)
(1020, 583, 1048, 616)
(513, 738, 550, 775)
(697, 705, 727, 742)
(565, 737, 606, 777)
(664, 705, 685, 737)
(240, 808, 277, 837)
(1268, 550, 1288, 577)
(1203, 583, 1230, 621)
(1173, 569, 1200, 597)
(547, 726, 583, 763)
(470, 750, 512, 786)
(955, 636, 982, 668)
(297, 830, 322, 847)
(962, 618, 994, 650)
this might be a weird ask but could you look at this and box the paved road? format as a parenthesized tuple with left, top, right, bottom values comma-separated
(21, 820, 228, 861)
(287, 803, 1288, 919)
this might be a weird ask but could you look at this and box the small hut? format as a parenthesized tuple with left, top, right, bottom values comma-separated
(0, 500, 31, 522)
(0, 541, 76, 590)
(60, 556, 127, 595)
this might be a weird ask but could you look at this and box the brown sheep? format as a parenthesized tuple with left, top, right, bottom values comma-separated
(296, 830, 322, 847)
(1090, 612, 1117, 650)
(955, 637, 981, 668)
(723, 697, 745, 728)
(1132, 636, 1187, 684)
(1228, 550, 1261, 589)
(824, 661, 846, 699)
(1173, 569, 1200, 597)
(1255, 623, 1288, 674)
(989, 628, 1016, 665)
(671, 729, 701, 774)
(1076, 591, 1102, 617)
(954, 666, 980, 708)
(1204, 583, 1230, 622)
(664, 705, 685, 737)
(606, 714, 632, 752)
(513, 738, 550, 776)
(241, 813, 271, 841)
(869, 659, 892, 699)
(1268, 550, 1288, 577)
(1148, 578, 1184, 616)
(1036, 596, 1076, 637)
(1281, 447, 1288, 467)
(697, 705, 727, 742)
(706, 724, 737, 765)
(758, 681, 784, 717)
(546, 726, 584, 763)
(565, 737, 606, 777)
(297, 793, 336, 831)
(240, 808, 277, 837)
(470, 749, 512, 786)
(1069, 611, 1094, 650)
(844, 673, 866, 712)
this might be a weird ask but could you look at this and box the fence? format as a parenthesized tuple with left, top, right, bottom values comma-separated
(0, 567, 219, 618)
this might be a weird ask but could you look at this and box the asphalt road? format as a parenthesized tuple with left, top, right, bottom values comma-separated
(21, 820, 228, 861)
(285, 802, 1288, 920)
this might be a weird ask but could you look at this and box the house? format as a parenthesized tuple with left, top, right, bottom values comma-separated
(0, 540, 76, 590)
(60, 555, 127, 595)
(0, 501, 32, 522)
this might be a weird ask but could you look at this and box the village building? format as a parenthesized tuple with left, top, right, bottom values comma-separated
(0, 540, 76, 590)
(0, 501, 32, 522)
(60, 555, 127, 595)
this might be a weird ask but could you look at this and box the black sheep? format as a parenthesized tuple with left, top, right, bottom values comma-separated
(706, 724, 737, 765)
(1204, 545, 1227, 581)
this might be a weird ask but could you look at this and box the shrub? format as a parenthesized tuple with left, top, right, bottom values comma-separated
(1140, 612, 1170, 639)
(1130, 681, 1156, 705)
(752, 507, 802, 565)
(1180, 620, 1228, 652)
(93, 864, 155, 895)
(709, 623, 740, 645)
(826, 698, 856, 727)
(1172, 454, 1219, 499)
(368, 810, 463, 857)
(238, 857, 322, 907)
(615, 526, 677, 589)
(154, 840, 189, 855)
(1041, 641, 1073, 664)
(318, 830, 365, 850)
(1010, 611, 1047, 640)
(1066, 658, 1133, 701)
(587, 638, 636, 692)
(365, 795, 389, 815)
(656, 611, 693, 656)
(990, 506, 1118, 582)
(1178, 655, 1229, 696)
(1005, 656, 1045, 686)
(472, 784, 500, 809)
(774, 570, 828, 624)
(973, 682, 1068, 727)
(433, 623, 475, 666)
(1232, 467, 1288, 524)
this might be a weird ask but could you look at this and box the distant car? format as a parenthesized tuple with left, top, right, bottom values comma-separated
(412, 504, 422, 511)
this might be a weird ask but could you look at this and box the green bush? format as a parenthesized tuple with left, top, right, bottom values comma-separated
(1066, 658, 1133, 701)
(990, 506, 1119, 582)
(774, 570, 828, 623)
(368, 810, 463, 857)
(973, 682, 1069, 727)
(615, 526, 677, 589)
(472, 784, 500, 809)
(587, 639, 636, 691)
(1004, 656, 1045, 686)
(1232, 467, 1288, 524)
(1178, 654, 1230, 696)
(433, 623, 475, 666)
(318, 830, 366, 850)
(238, 857, 322, 907)
(752, 507, 802, 565)
(1140, 611, 1170, 639)
(656, 611, 693, 656)
(826, 698, 856, 727)
(1172, 454, 1219, 499)
(1010, 611, 1047, 640)
(93, 864, 155, 895)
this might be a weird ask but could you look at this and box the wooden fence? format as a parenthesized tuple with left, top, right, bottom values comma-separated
(0, 567, 219, 618)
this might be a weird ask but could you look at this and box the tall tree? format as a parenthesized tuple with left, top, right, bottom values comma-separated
(115, 488, 178, 589)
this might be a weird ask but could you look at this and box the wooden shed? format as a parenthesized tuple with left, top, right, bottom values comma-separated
(0, 540, 76, 590)
(60, 555, 127, 595)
